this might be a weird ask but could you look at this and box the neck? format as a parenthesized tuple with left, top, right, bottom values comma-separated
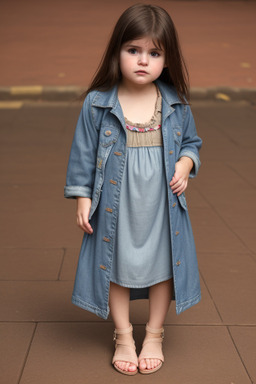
(118, 81, 156, 97)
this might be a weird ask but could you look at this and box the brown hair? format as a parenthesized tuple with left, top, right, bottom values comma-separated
(81, 4, 189, 103)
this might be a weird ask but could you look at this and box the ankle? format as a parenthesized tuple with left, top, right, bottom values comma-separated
(144, 333, 160, 340)
(115, 322, 132, 332)
(147, 322, 164, 331)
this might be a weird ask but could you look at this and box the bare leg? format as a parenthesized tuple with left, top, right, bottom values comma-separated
(139, 279, 173, 371)
(109, 282, 137, 373)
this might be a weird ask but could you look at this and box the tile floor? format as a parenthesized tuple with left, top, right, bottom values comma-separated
(0, 99, 255, 383)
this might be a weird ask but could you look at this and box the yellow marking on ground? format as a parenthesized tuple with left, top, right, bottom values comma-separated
(10, 86, 43, 95)
(240, 62, 251, 69)
(0, 101, 23, 109)
(215, 93, 230, 102)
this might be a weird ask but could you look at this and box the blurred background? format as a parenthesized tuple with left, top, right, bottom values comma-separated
(0, 1, 256, 384)
(1, 0, 255, 89)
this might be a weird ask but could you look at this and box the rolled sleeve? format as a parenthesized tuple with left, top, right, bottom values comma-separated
(64, 186, 92, 199)
(179, 105, 202, 178)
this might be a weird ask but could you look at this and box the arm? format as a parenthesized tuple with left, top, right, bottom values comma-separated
(178, 104, 202, 178)
(76, 197, 93, 234)
(170, 156, 193, 196)
(170, 105, 202, 196)
(64, 93, 99, 199)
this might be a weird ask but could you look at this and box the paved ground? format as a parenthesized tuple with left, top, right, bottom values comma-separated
(1, 1, 256, 383)
(1, 0, 256, 89)
(0, 98, 255, 383)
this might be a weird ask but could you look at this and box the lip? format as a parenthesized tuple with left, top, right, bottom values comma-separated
(135, 70, 148, 75)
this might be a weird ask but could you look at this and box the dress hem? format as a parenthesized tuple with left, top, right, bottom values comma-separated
(110, 274, 173, 289)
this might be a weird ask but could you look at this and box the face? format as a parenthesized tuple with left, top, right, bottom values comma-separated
(119, 37, 165, 87)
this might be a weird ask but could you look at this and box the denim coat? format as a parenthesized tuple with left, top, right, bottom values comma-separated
(64, 80, 202, 320)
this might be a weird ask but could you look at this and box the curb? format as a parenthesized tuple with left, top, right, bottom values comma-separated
(0, 86, 84, 102)
(0, 85, 256, 102)
(191, 87, 256, 102)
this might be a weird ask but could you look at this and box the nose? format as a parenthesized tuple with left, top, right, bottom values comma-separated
(138, 53, 148, 66)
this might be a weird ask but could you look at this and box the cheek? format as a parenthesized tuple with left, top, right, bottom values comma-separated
(120, 55, 134, 75)
(120, 53, 128, 71)
(154, 61, 165, 76)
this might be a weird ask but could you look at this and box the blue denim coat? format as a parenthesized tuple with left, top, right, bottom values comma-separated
(64, 80, 202, 319)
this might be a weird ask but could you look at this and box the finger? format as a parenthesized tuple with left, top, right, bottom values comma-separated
(81, 214, 93, 233)
(172, 181, 186, 194)
(80, 224, 93, 234)
(77, 215, 93, 234)
(171, 178, 183, 190)
(84, 222, 93, 234)
(170, 173, 179, 186)
(177, 183, 188, 196)
(174, 181, 188, 195)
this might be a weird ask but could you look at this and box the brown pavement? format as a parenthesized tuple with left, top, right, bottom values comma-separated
(1, 1, 256, 383)
(1, 0, 256, 89)
(0, 98, 256, 383)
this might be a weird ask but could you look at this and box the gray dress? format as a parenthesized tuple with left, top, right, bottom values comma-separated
(110, 91, 173, 288)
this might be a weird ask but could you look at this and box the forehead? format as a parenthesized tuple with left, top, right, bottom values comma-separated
(123, 37, 162, 50)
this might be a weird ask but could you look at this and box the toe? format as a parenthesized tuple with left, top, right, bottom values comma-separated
(139, 359, 147, 370)
(146, 358, 151, 370)
(115, 360, 138, 373)
(117, 361, 126, 371)
(128, 363, 137, 372)
(142, 358, 161, 371)
(154, 359, 160, 368)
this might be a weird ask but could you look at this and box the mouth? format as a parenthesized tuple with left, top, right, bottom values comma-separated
(135, 70, 148, 75)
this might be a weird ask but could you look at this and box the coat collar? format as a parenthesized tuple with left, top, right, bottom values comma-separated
(91, 80, 183, 109)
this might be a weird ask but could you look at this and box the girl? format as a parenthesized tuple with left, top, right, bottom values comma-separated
(65, 4, 202, 376)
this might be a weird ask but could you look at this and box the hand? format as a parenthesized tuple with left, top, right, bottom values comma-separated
(76, 197, 93, 234)
(170, 157, 194, 196)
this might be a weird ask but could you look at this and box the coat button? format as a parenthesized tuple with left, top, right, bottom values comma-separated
(105, 130, 112, 136)
(175, 231, 180, 236)
(177, 132, 181, 136)
(169, 150, 173, 155)
(176, 261, 181, 266)
(172, 203, 176, 208)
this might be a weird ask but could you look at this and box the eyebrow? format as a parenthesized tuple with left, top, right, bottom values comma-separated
(124, 44, 163, 51)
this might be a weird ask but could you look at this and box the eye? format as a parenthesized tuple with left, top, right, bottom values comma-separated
(150, 51, 160, 57)
(128, 48, 137, 55)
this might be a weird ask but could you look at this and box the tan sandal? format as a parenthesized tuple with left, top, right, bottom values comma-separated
(112, 323, 138, 375)
(138, 323, 164, 374)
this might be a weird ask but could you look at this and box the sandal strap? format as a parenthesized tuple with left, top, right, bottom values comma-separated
(112, 349, 138, 366)
(139, 351, 164, 363)
(139, 341, 164, 363)
(142, 338, 163, 346)
(146, 323, 164, 338)
(113, 323, 133, 341)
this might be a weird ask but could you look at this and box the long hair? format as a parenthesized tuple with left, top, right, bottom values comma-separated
(81, 4, 189, 103)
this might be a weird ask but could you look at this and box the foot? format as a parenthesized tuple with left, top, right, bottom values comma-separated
(114, 334, 137, 373)
(139, 341, 162, 371)
(112, 324, 138, 375)
(138, 323, 164, 374)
